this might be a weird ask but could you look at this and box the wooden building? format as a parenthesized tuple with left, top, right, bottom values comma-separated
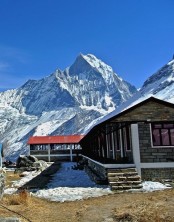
(80, 97, 174, 186)
(27, 135, 84, 162)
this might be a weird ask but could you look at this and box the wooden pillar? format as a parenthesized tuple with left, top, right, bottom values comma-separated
(28, 145, 31, 156)
(70, 144, 73, 162)
(48, 144, 51, 162)
(111, 132, 115, 159)
(120, 129, 123, 158)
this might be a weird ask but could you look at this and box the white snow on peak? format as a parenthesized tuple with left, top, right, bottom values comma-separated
(82, 54, 113, 71)
(82, 54, 117, 81)
(167, 58, 174, 66)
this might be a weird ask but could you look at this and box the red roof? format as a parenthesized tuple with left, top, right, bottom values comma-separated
(27, 135, 84, 145)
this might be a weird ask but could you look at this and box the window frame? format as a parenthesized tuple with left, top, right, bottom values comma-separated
(150, 122, 174, 148)
(113, 130, 121, 151)
(122, 125, 132, 152)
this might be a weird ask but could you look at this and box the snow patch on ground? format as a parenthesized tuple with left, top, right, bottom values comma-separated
(32, 162, 112, 202)
(34, 187, 112, 202)
(141, 181, 171, 192)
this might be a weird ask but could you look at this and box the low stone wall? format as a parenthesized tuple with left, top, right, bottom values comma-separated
(0, 171, 5, 200)
(141, 168, 174, 180)
(82, 156, 107, 180)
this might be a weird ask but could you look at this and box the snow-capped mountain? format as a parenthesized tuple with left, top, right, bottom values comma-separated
(86, 57, 174, 134)
(140, 59, 174, 103)
(0, 54, 137, 160)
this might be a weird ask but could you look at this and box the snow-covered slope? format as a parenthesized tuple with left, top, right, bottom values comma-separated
(0, 54, 136, 160)
(84, 58, 174, 134)
(140, 59, 174, 103)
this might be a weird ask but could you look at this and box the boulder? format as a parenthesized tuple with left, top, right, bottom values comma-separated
(16, 155, 48, 172)
(16, 155, 38, 168)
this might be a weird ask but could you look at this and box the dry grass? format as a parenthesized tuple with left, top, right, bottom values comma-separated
(5, 171, 20, 187)
(1, 170, 174, 222)
(3, 190, 32, 206)
(0, 189, 174, 222)
(113, 197, 173, 222)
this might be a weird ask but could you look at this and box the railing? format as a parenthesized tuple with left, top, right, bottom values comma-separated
(30, 149, 82, 162)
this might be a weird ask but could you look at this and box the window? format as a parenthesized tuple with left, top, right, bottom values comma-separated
(122, 126, 132, 151)
(113, 130, 120, 151)
(151, 123, 174, 146)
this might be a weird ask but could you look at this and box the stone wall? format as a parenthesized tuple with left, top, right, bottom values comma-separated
(83, 157, 107, 180)
(141, 168, 174, 180)
(116, 100, 174, 122)
(138, 123, 174, 163)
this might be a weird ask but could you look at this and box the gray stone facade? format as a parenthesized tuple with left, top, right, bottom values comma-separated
(141, 168, 174, 180)
(115, 100, 174, 122)
(138, 123, 174, 163)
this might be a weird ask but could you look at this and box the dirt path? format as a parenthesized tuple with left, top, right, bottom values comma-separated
(1, 188, 174, 222)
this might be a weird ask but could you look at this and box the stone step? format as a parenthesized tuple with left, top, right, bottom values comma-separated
(107, 168, 137, 173)
(108, 176, 141, 182)
(107, 167, 142, 191)
(108, 172, 138, 178)
(108, 172, 124, 177)
(109, 181, 142, 186)
(127, 175, 141, 181)
(112, 184, 143, 190)
(123, 172, 139, 176)
(112, 185, 132, 190)
(131, 184, 143, 189)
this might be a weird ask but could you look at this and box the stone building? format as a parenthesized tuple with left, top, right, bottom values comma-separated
(80, 97, 174, 188)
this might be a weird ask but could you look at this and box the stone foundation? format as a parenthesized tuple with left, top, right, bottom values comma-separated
(141, 168, 174, 180)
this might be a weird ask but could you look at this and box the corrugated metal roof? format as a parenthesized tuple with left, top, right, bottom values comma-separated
(27, 135, 84, 144)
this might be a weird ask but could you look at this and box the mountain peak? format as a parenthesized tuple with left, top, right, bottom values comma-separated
(140, 57, 174, 100)
(68, 53, 92, 75)
(81, 54, 113, 73)
(168, 57, 174, 66)
(69, 53, 114, 78)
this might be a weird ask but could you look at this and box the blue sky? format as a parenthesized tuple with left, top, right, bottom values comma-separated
(0, 0, 174, 90)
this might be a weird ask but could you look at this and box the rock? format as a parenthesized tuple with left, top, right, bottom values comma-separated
(27, 155, 38, 163)
(0, 170, 5, 200)
(16, 155, 48, 172)
(16, 155, 38, 168)
(19, 171, 31, 177)
(0, 218, 21, 222)
(33, 160, 48, 171)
